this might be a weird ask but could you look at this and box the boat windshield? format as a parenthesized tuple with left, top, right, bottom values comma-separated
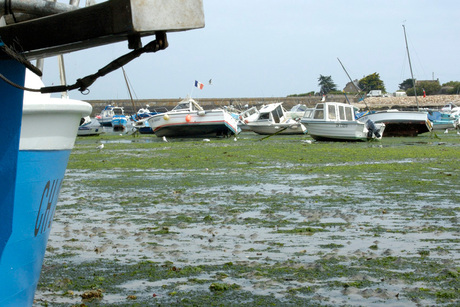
(313, 104, 324, 119)
(113, 108, 124, 115)
(173, 103, 190, 111)
(272, 105, 284, 123)
(345, 107, 353, 120)
(241, 107, 258, 119)
(328, 105, 337, 120)
(258, 112, 270, 121)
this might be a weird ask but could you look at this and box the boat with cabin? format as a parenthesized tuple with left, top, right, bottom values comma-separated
(78, 116, 103, 136)
(147, 97, 239, 137)
(246, 102, 307, 135)
(301, 102, 385, 141)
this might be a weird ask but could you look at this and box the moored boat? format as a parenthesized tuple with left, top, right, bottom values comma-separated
(301, 102, 385, 141)
(111, 107, 128, 130)
(78, 116, 103, 136)
(246, 102, 307, 135)
(427, 111, 457, 131)
(237, 106, 259, 132)
(358, 109, 431, 137)
(96, 105, 115, 126)
(1, 69, 91, 306)
(147, 97, 239, 137)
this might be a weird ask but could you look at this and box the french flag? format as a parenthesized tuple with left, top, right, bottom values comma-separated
(195, 80, 204, 89)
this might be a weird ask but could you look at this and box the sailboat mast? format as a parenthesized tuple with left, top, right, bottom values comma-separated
(337, 57, 370, 111)
(122, 66, 136, 114)
(402, 24, 419, 110)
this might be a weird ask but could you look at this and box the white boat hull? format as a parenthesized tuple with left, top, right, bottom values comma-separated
(303, 120, 385, 141)
(148, 109, 239, 137)
(247, 121, 306, 135)
(360, 110, 431, 136)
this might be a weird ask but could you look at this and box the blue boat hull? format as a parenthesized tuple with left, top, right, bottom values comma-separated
(0, 61, 91, 306)
(0, 150, 71, 306)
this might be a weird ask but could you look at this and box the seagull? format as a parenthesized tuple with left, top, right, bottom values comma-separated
(444, 129, 449, 134)
(208, 78, 213, 85)
(162, 136, 168, 142)
(234, 137, 237, 141)
(96, 143, 104, 150)
(203, 138, 211, 142)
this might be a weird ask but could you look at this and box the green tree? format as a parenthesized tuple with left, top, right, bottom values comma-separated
(317, 75, 337, 95)
(442, 81, 460, 94)
(406, 80, 441, 96)
(358, 73, 386, 93)
(399, 78, 415, 91)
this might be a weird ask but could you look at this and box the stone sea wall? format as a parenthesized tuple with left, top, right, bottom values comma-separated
(86, 95, 460, 116)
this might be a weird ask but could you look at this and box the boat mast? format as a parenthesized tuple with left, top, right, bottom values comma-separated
(337, 57, 370, 111)
(402, 24, 419, 111)
(122, 66, 137, 115)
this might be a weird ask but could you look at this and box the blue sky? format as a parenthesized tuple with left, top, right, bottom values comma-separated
(42, 0, 460, 100)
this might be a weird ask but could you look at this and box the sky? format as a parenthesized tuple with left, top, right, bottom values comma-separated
(41, 0, 460, 101)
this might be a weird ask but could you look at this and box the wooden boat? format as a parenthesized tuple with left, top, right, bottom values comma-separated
(246, 102, 307, 135)
(301, 102, 385, 141)
(147, 97, 239, 137)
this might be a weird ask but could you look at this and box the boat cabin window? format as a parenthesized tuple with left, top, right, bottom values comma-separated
(174, 103, 189, 111)
(242, 108, 257, 118)
(313, 104, 324, 119)
(113, 108, 123, 115)
(272, 105, 284, 123)
(339, 106, 345, 120)
(345, 106, 353, 120)
(303, 109, 314, 119)
(258, 112, 270, 121)
(328, 105, 337, 120)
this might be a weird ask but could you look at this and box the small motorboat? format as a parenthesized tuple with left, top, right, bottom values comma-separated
(246, 102, 306, 135)
(301, 102, 385, 141)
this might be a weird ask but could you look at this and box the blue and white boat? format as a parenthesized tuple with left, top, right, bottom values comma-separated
(0, 68, 91, 306)
(78, 116, 103, 136)
(111, 107, 128, 130)
(0, 1, 204, 305)
(427, 111, 457, 131)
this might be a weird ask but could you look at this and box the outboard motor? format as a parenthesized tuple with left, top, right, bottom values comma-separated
(366, 119, 381, 138)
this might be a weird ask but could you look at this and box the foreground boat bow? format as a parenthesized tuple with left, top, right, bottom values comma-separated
(0, 1, 204, 305)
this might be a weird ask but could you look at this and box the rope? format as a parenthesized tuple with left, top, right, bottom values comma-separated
(0, 73, 41, 92)
(0, 32, 168, 94)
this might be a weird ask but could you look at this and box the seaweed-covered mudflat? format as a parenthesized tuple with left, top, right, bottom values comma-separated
(35, 132, 459, 306)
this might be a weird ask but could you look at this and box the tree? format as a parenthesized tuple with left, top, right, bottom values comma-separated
(317, 75, 337, 95)
(442, 81, 460, 94)
(399, 78, 415, 91)
(406, 80, 441, 96)
(358, 73, 386, 93)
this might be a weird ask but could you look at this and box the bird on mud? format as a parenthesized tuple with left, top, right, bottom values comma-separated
(96, 143, 104, 150)
(162, 136, 168, 142)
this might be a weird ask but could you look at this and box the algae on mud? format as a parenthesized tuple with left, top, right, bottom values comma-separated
(35, 132, 459, 306)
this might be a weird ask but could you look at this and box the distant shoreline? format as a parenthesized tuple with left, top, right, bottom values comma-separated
(85, 95, 460, 116)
